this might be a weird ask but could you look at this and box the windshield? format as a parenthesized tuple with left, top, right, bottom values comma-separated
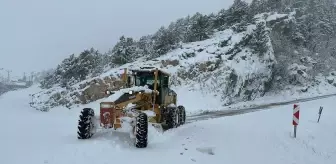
(135, 75, 160, 87)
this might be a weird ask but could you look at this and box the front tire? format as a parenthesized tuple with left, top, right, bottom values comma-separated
(135, 113, 148, 148)
(77, 108, 95, 139)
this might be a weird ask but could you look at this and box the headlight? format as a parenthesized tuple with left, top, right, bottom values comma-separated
(128, 91, 133, 94)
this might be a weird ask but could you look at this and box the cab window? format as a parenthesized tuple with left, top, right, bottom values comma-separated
(134, 75, 160, 87)
(162, 75, 169, 87)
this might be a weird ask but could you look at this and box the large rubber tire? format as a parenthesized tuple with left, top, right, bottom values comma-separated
(166, 107, 179, 129)
(178, 105, 186, 125)
(77, 108, 95, 139)
(135, 113, 148, 148)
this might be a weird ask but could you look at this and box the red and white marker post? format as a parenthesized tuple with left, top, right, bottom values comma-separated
(293, 104, 300, 138)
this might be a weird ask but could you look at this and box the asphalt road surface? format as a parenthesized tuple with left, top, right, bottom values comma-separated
(186, 93, 336, 124)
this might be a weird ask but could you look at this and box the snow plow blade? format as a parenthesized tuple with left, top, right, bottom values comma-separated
(150, 123, 164, 133)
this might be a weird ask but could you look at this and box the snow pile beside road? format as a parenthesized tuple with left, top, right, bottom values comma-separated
(1, 86, 336, 164)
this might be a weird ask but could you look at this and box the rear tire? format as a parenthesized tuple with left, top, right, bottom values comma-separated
(135, 113, 148, 148)
(166, 107, 179, 129)
(178, 105, 186, 125)
(77, 108, 95, 139)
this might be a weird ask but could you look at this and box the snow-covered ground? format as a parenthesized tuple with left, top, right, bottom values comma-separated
(1, 85, 336, 164)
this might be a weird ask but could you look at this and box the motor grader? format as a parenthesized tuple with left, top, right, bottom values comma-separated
(77, 67, 186, 148)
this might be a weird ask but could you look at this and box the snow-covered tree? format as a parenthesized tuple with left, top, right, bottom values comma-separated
(152, 26, 178, 57)
(40, 48, 104, 88)
(249, 0, 268, 16)
(137, 35, 154, 56)
(185, 12, 212, 42)
(111, 36, 137, 65)
(249, 21, 269, 56)
(213, 9, 228, 30)
(226, 0, 249, 26)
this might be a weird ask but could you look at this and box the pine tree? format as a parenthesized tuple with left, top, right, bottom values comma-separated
(249, 0, 268, 16)
(213, 9, 228, 30)
(172, 16, 191, 43)
(294, 0, 336, 51)
(40, 72, 54, 89)
(249, 21, 269, 56)
(111, 36, 127, 64)
(92, 51, 105, 77)
(167, 21, 181, 44)
(125, 37, 137, 59)
(185, 12, 212, 42)
(207, 13, 217, 30)
(267, 0, 284, 12)
(60, 54, 76, 80)
(73, 49, 95, 81)
(152, 26, 177, 57)
(225, 0, 249, 26)
(111, 36, 137, 65)
(138, 35, 154, 56)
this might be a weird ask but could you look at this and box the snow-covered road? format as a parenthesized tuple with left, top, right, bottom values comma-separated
(1, 86, 336, 164)
(186, 92, 336, 123)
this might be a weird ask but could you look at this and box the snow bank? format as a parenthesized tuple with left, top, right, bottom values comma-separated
(1, 84, 336, 164)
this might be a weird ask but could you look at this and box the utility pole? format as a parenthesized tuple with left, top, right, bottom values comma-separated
(6, 70, 12, 83)
(0, 68, 12, 84)
(30, 72, 34, 83)
(23, 72, 27, 82)
(1, 69, 12, 84)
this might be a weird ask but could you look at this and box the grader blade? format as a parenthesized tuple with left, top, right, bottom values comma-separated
(150, 123, 164, 133)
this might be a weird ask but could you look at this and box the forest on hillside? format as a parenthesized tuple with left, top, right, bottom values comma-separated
(40, 0, 336, 91)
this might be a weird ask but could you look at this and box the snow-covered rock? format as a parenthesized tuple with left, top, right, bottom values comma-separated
(288, 63, 311, 85)
(326, 71, 336, 87)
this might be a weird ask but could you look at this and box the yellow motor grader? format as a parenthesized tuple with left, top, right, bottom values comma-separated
(77, 67, 186, 148)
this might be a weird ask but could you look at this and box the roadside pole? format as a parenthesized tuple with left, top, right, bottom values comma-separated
(293, 104, 300, 138)
(317, 106, 323, 123)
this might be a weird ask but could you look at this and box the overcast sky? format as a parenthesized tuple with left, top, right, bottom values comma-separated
(0, 0, 250, 78)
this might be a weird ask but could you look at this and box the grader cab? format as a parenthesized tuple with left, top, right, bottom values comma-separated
(77, 67, 186, 148)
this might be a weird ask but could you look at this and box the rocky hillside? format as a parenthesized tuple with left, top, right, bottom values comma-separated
(30, 0, 336, 112)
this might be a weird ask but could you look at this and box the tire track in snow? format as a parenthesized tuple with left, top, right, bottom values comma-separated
(185, 93, 336, 124)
